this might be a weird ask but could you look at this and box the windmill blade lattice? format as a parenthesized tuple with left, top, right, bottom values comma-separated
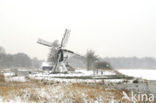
(61, 29, 71, 48)
(37, 38, 53, 47)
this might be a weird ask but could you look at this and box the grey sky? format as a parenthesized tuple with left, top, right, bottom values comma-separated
(0, 0, 156, 60)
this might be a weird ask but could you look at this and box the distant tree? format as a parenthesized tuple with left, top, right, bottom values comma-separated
(85, 50, 98, 70)
(103, 57, 156, 69)
(0, 46, 6, 67)
(31, 57, 42, 68)
(68, 55, 86, 68)
(0, 46, 42, 68)
(13, 53, 32, 67)
(0, 46, 5, 54)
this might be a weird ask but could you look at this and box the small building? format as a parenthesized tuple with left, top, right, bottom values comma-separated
(41, 62, 53, 71)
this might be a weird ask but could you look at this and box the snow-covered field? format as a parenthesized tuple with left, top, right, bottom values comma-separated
(27, 69, 132, 84)
(118, 69, 156, 80)
(0, 74, 124, 103)
(0, 68, 156, 103)
(3, 68, 156, 84)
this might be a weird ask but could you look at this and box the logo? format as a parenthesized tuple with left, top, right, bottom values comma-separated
(109, 91, 155, 103)
(121, 91, 155, 103)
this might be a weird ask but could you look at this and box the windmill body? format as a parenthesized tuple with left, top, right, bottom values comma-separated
(37, 29, 78, 73)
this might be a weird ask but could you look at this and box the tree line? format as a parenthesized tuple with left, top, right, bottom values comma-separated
(0, 46, 42, 68)
(68, 50, 156, 69)
(103, 57, 156, 69)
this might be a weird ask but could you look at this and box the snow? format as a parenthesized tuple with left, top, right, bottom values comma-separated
(75, 69, 93, 75)
(3, 72, 15, 77)
(41, 62, 52, 67)
(1, 69, 156, 103)
(3, 68, 156, 84)
(27, 69, 126, 84)
(118, 69, 156, 80)
(0, 84, 116, 103)
(28, 69, 116, 80)
(5, 76, 26, 82)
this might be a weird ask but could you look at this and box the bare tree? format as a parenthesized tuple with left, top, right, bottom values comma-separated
(86, 50, 98, 70)
(13, 53, 32, 67)
(32, 57, 42, 68)
(94, 61, 112, 70)
(0, 46, 5, 54)
(0, 46, 6, 67)
(0, 46, 42, 68)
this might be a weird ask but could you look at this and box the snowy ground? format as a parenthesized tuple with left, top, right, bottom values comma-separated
(118, 69, 156, 80)
(0, 77, 124, 103)
(0, 68, 156, 103)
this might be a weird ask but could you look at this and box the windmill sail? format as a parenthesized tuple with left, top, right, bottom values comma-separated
(61, 29, 71, 48)
(37, 38, 52, 47)
(63, 49, 81, 56)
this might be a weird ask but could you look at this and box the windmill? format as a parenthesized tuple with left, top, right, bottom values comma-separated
(37, 29, 79, 73)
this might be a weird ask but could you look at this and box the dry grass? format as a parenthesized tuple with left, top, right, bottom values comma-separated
(0, 80, 45, 102)
(0, 73, 139, 103)
(62, 83, 126, 103)
(0, 72, 5, 83)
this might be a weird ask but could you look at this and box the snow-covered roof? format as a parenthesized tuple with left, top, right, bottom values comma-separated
(42, 62, 52, 67)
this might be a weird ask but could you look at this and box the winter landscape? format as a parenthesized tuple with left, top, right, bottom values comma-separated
(0, 68, 156, 103)
(1, 0, 156, 103)
(0, 32, 156, 103)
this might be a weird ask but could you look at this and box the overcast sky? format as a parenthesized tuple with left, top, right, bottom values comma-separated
(0, 0, 156, 60)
